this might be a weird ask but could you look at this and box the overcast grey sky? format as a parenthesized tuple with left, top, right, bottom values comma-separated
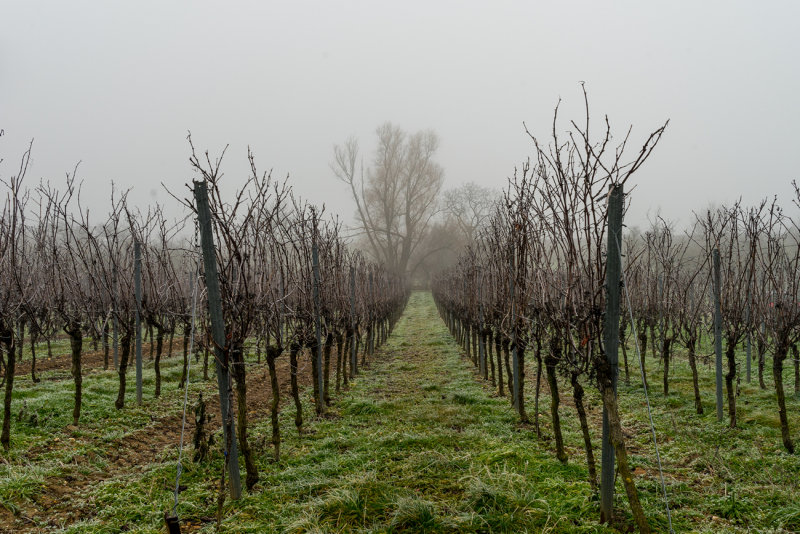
(2, 1, 798, 231)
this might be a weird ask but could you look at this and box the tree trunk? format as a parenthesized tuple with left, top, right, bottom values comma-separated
(725, 338, 737, 428)
(534, 340, 542, 438)
(289, 343, 303, 434)
(502, 338, 512, 398)
(470, 325, 480, 367)
(343, 332, 351, 387)
(487, 330, 496, 387)
(687, 338, 703, 415)
(464, 323, 472, 361)
(1, 330, 16, 451)
(30, 330, 40, 383)
(637, 325, 648, 389)
(115, 330, 132, 410)
(266, 346, 281, 462)
(571, 372, 597, 491)
(793, 344, 799, 397)
(168, 327, 175, 358)
(600, 382, 651, 533)
(774, 341, 794, 453)
(192, 393, 209, 463)
(546, 337, 567, 463)
(662, 336, 672, 397)
(67, 324, 83, 425)
(309, 341, 321, 414)
(335, 333, 343, 394)
(154, 326, 164, 398)
(495, 333, 504, 397)
(323, 332, 333, 406)
(231, 341, 258, 491)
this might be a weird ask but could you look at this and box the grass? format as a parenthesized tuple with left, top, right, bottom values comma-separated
(512, 319, 800, 532)
(1, 291, 799, 532)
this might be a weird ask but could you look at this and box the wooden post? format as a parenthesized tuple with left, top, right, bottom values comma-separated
(600, 184, 623, 523)
(312, 238, 324, 415)
(134, 241, 143, 405)
(193, 180, 242, 500)
(712, 248, 723, 422)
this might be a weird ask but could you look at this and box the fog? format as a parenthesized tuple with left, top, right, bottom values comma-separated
(2, 1, 798, 231)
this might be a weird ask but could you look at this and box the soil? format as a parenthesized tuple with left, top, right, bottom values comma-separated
(14, 339, 186, 377)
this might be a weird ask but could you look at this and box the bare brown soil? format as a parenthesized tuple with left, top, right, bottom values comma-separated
(14, 339, 185, 377)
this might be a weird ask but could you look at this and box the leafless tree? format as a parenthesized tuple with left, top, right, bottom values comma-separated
(332, 122, 444, 278)
(442, 182, 498, 243)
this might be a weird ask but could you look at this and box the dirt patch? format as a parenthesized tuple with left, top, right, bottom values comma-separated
(14, 339, 186, 377)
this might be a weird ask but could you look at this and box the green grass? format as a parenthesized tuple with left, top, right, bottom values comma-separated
(2, 292, 800, 533)
(512, 321, 800, 532)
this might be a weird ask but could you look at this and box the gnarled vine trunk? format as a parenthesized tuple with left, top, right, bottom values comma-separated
(115, 329, 132, 410)
(687, 337, 703, 414)
(66, 322, 83, 425)
(725, 338, 737, 428)
(1, 327, 16, 451)
(230, 341, 258, 491)
(546, 335, 567, 463)
(266, 345, 281, 462)
(773, 340, 794, 453)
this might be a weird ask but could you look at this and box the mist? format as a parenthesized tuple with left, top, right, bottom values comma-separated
(2, 1, 798, 235)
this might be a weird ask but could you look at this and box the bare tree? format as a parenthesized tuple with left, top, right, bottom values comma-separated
(442, 182, 498, 243)
(331, 122, 444, 278)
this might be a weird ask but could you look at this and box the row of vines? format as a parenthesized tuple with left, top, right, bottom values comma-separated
(433, 94, 800, 532)
(0, 138, 408, 497)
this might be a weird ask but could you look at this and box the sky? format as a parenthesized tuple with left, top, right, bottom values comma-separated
(2, 1, 799, 233)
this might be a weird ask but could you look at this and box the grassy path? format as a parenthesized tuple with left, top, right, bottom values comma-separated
(41, 291, 615, 533)
(219, 291, 608, 533)
(6, 292, 799, 532)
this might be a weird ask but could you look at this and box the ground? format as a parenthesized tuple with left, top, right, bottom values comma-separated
(1, 292, 799, 532)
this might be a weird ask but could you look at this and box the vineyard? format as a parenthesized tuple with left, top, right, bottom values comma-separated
(1, 100, 800, 534)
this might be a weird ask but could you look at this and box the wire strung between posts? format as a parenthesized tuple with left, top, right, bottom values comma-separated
(616, 234, 675, 534)
(173, 263, 200, 517)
